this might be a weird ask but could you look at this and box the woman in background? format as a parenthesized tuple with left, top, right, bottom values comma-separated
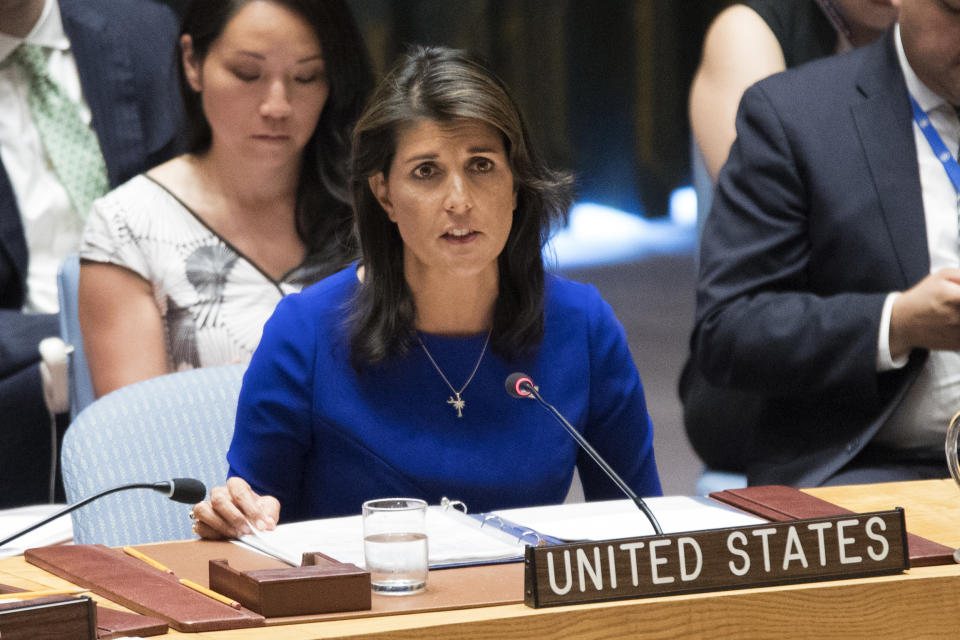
(78, 0, 372, 397)
(690, 0, 899, 180)
(191, 46, 661, 537)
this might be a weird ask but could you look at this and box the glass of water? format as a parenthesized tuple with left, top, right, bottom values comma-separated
(947, 410, 960, 489)
(362, 498, 428, 595)
(946, 412, 960, 563)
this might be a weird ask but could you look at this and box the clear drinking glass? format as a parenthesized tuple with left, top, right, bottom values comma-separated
(362, 498, 428, 595)
(947, 411, 960, 487)
(945, 412, 960, 563)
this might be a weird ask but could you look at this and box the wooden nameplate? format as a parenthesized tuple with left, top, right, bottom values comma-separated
(209, 551, 371, 617)
(525, 509, 909, 608)
(0, 594, 96, 639)
(25, 545, 264, 632)
(0, 582, 167, 639)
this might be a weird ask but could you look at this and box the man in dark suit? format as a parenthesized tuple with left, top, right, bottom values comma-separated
(0, 0, 183, 506)
(689, 0, 960, 487)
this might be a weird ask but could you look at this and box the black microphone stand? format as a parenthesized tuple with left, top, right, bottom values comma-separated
(0, 480, 202, 548)
(519, 380, 663, 535)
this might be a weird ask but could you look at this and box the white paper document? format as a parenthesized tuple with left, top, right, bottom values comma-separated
(0, 504, 73, 558)
(236, 496, 765, 569)
(493, 496, 765, 542)
(237, 506, 526, 568)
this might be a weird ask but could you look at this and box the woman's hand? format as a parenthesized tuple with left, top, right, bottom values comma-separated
(190, 477, 280, 540)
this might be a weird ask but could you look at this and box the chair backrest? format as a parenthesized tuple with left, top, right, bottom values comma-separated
(61, 364, 246, 546)
(691, 138, 714, 241)
(57, 254, 94, 420)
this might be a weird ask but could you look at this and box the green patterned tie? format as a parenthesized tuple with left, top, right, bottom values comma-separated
(9, 43, 108, 219)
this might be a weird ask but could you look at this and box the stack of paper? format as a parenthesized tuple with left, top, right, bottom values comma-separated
(237, 506, 526, 568)
(493, 495, 765, 541)
(0, 504, 73, 558)
(236, 496, 766, 570)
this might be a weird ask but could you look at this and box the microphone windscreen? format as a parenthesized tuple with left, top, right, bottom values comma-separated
(505, 372, 534, 398)
(168, 478, 206, 503)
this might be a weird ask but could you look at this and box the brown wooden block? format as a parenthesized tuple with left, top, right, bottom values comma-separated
(0, 582, 166, 638)
(0, 594, 96, 639)
(209, 552, 371, 617)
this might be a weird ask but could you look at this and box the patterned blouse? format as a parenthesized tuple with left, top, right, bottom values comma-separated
(79, 174, 325, 372)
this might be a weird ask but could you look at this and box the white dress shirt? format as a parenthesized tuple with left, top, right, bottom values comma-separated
(874, 25, 960, 450)
(0, 0, 91, 313)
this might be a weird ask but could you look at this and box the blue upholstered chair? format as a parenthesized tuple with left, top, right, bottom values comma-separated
(57, 253, 95, 420)
(60, 364, 246, 546)
(39, 253, 93, 419)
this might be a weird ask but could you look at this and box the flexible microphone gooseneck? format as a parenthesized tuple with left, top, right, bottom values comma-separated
(0, 478, 206, 548)
(505, 373, 663, 535)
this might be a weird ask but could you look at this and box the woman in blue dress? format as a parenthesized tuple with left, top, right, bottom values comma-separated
(192, 46, 661, 538)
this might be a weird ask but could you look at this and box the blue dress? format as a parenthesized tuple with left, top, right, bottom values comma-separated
(227, 265, 661, 521)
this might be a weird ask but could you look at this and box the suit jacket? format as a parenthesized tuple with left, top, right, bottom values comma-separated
(0, 0, 184, 378)
(691, 30, 929, 487)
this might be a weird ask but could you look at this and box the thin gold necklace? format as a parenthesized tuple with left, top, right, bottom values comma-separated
(418, 329, 492, 418)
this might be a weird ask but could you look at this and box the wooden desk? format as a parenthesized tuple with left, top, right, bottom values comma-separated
(2, 479, 959, 639)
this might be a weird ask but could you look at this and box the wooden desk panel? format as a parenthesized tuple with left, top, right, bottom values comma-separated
(806, 478, 960, 549)
(3, 479, 959, 639)
(4, 556, 960, 639)
(155, 565, 960, 639)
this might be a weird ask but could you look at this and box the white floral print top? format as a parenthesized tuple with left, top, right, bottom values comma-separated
(79, 174, 322, 372)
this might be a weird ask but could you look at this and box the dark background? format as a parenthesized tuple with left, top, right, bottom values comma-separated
(163, 0, 734, 217)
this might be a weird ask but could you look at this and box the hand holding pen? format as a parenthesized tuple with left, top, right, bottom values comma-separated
(190, 476, 280, 540)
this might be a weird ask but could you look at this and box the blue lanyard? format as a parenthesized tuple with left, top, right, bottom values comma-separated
(910, 95, 960, 195)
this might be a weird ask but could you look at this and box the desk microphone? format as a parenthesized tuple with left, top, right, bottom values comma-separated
(0, 478, 206, 548)
(505, 373, 663, 535)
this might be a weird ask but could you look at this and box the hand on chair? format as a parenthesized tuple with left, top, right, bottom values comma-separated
(189, 477, 280, 539)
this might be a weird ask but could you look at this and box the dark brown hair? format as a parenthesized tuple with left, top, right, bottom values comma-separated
(178, 0, 373, 275)
(348, 46, 574, 369)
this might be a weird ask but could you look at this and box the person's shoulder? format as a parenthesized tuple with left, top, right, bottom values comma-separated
(738, 0, 793, 30)
(84, 175, 189, 253)
(710, 3, 777, 38)
(700, 4, 783, 72)
(754, 33, 883, 99)
(545, 274, 611, 321)
(266, 265, 358, 343)
(544, 275, 627, 356)
(90, 175, 157, 218)
(61, 0, 179, 50)
(62, 0, 176, 21)
(285, 263, 360, 310)
(60, 0, 181, 88)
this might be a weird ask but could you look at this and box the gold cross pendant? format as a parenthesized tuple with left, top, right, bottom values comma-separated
(447, 393, 465, 418)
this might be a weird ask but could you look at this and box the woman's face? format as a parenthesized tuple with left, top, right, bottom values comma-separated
(370, 118, 517, 286)
(182, 1, 328, 167)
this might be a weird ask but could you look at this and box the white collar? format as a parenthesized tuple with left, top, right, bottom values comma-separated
(894, 23, 948, 114)
(0, 0, 71, 64)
